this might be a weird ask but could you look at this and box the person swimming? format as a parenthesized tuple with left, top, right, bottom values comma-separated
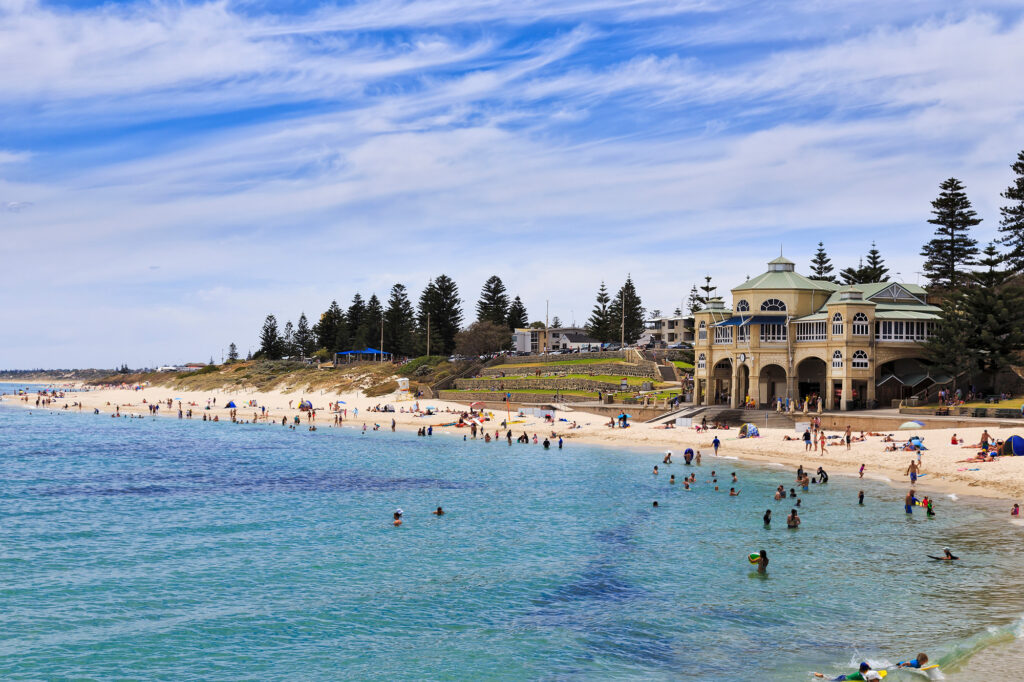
(729, 488, 739, 496)
(670, 475, 676, 484)
(653, 465, 659, 475)
(930, 547, 959, 560)
(763, 509, 771, 526)
(433, 506, 445, 516)
(786, 509, 800, 528)
(393, 509, 403, 526)
(813, 662, 881, 680)
(896, 653, 929, 669)
(756, 549, 768, 574)
(652, 501, 659, 508)
(858, 490, 865, 505)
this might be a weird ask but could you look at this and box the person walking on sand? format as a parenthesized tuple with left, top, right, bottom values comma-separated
(803, 428, 812, 451)
(859, 463, 865, 479)
(819, 431, 827, 454)
(844, 425, 852, 450)
(712, 436, 720, 456)
(906, 460, 920, 484)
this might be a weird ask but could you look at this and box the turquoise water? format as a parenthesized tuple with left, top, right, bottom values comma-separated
(3, 390, 1024, 680)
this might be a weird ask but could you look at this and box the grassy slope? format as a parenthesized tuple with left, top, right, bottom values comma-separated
(89, 357, 466, 395)
(466, 374, 659, 387)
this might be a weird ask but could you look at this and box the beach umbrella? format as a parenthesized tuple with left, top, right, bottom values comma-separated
(469, 401, 486, 408)
(1000, 435, 1024, 456)
(618, 413, 633, 419)
(335, 400, 346, 405)
(898, 420, 924, 429)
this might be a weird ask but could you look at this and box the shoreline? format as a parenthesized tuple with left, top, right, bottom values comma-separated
(3, 382, 1024, 506)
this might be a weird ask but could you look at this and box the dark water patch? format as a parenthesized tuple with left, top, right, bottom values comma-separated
(33, 472, 474, 498)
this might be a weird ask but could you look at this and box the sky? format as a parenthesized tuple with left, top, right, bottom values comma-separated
(2, 0, 1024, 368)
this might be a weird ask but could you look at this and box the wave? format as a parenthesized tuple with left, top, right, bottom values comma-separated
(921, 613, 1024, 679)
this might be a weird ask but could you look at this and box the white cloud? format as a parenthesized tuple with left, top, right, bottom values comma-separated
(3, 2, 1024, 366)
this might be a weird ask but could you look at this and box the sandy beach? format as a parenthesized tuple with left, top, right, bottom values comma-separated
(6, 383, 1024, 506)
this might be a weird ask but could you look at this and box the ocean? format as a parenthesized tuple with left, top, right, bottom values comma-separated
(2, 384, 1023, 680)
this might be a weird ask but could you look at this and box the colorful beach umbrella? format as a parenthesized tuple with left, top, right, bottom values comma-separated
(898, 420, 924, 429)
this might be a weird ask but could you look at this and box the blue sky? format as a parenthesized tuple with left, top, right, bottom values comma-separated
(3, 0, 1024, 368)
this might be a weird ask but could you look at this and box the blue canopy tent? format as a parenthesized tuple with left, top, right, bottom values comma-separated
(1001, 435, 1024, 456)
(334, 348, 393, 364)
(299, 400, 313, 410)
(225, 401, 236, 408)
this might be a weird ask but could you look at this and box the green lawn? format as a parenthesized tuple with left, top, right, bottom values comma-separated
(498, 358, 628, 368)
(671, 360, 694, 370)
(445, 388, 599, 397)
(920, 398, 1024, 410)
(468, 373, 655, 386)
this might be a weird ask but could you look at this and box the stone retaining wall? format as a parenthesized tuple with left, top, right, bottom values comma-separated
(481, 363, 658, 379)
(455, 377, 626, 392)
(438, 390, 594, 404)
(497, 351, 625, 365)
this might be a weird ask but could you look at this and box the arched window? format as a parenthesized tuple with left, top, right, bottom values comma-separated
(735, 299, 750, 312)
(697, 353, 706, 370)
(852, 312, 869, 336)
(698, 321, 707, 341)
(852, 350, 869, 369)
(832, 312, 844, 336)
(761, 298, 787, 312)
(832, 350, 843, 369)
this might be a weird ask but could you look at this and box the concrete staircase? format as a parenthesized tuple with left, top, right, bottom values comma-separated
(657, 365, 677, 382)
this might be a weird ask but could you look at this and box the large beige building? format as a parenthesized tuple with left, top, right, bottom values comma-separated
(691, 255, 947, 411)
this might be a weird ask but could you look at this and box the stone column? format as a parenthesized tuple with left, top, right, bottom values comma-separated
(841, 377, 851, 411)
(730, 367, 739, 409)
(867, 373, 877, 408)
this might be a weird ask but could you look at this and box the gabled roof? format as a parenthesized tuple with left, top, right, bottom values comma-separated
(733, 270, 840, 292)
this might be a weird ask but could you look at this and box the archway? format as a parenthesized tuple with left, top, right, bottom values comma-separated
(796, 357, 826, 407)
(758, 364, 787, 408)
(712, 359, 733, 405)
(737, 363, 751, 407)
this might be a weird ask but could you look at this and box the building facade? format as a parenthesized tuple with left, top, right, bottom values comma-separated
(691, 256, 946, 411)
(512, 327, 601, 354)
(645, 315, 695, 347)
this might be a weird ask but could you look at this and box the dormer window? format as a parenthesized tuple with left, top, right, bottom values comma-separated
(760, 298, 787, 312)
(735, 299, 750, 312)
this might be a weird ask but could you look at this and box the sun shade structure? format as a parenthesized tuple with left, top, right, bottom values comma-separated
(225, 401, 237, 408)
(334, 348, 393, 363)
(738, 423, 760, 438)
(1001, 435, 1024, 456)
(898, 420, 924, 429)
(299, 400, 313, 410)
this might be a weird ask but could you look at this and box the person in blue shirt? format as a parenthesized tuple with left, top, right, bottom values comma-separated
(896, 653, 929, 668)
(712, 436, 720, 455)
